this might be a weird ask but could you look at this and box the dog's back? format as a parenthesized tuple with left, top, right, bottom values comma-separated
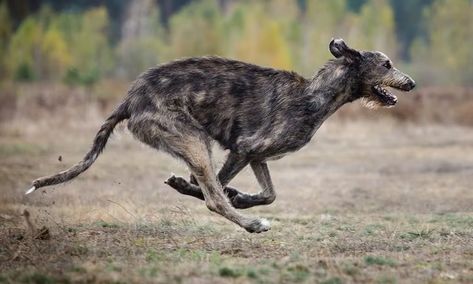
(127, 56, 309, 154)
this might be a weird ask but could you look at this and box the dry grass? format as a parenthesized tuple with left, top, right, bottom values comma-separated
(1, 86, 473, 283)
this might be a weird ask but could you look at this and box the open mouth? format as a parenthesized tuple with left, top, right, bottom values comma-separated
(372, 85, 398, 106)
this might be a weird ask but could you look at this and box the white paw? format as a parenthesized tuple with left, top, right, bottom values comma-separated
(245, 218, 271, 233)
(260, 218, 270, 229)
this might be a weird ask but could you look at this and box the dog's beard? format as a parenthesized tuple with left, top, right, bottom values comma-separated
(360, 97, 385, 109)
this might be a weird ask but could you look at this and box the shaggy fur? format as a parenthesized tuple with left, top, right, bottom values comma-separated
(28, 39, 415, 233)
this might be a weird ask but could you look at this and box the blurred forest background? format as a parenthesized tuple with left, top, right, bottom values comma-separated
(0, 0, 472, 123)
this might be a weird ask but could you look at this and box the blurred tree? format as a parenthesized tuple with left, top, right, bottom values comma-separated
(0, 1, 12, 43)
(158, 0, 193, 25)
(41, 23, 72, 79)
(411, 0, 473, 86)
(346, 0, 368, 12)
(64, 7, 114, 86)
(6, 13, 44, 80)
(0, 1, 13, 77)
(167, 0, 223, 59)
(301, 0, 347, 74)
(354, 0, 398, 58)
(229, 2, 293, 70)
(51, 0, 128, 43)
(6, 5, 112, 83)
(5, 0, 33, 28)
(267, 0, 302, 69)
(3, 0, 471, 89)
(116, 0, 165, 79)
(389, 0, 434, 60)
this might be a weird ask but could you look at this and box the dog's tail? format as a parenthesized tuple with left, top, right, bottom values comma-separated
(26, 102, 130, 195)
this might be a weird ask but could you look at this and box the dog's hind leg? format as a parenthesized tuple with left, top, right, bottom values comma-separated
(166, 152, 249, 203)
(130, 114, 269, 232)
(165, 176, 241, 202)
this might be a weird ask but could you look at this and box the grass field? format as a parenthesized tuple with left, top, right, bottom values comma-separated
(1, 98, 473, 283)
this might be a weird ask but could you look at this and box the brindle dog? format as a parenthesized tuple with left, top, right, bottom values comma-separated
(27, 39, 415, 233)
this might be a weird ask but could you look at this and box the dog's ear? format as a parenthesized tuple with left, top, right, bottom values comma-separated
(329, 38, 361, 62)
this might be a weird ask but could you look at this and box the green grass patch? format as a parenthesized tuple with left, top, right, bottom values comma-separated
(19, 272, 57, 284)
(68, 266, 87, 274)
(217, 264, 275, 280)
(341, 261, 359, 276)
(435, 213, 473, 227)
(246, 268, 258, 279)
(376, 274, 397, 284)
(364, 256, 396, 267)
(146, 250, 164, 263)
(400, 229, 434, 241)
(320, 277, 343, 284)
(140, 266, 159, 278)
(218, 266, 243, 278)
(285, 264, 310, 282)
(95, 220, 120, 229)
(363, 224, 385, 236)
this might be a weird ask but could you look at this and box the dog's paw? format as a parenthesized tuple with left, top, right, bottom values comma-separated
(164, 175, 188, 192)
(244, 218, 271, 233)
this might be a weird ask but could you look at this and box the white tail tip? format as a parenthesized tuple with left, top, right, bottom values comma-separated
(25, 186, 36, 195)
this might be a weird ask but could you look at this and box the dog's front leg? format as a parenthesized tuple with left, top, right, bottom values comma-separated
(228, 161, 276, 209)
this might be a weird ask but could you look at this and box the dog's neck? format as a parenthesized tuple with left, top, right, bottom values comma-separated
(303, 59, 360, 120)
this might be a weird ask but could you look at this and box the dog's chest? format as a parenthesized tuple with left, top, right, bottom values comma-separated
(234, 118, 320, 158)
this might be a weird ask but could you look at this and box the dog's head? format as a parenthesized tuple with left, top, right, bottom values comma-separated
(329, 38, 415, 108)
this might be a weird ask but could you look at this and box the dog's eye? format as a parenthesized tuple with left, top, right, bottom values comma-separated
(383, 61, 392, 69)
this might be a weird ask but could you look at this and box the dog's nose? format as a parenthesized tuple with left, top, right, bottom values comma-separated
(403, 80, 416, 91)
